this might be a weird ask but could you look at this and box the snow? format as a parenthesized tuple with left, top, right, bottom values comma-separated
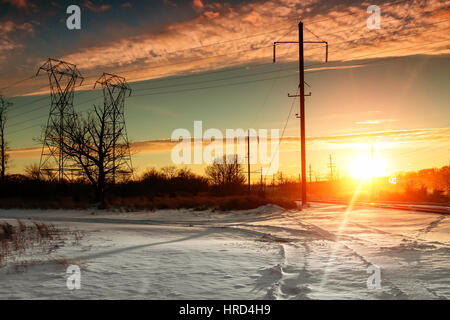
(0, 202, 449, 299)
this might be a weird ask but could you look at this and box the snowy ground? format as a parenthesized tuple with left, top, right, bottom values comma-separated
(0, 203, 448, 299)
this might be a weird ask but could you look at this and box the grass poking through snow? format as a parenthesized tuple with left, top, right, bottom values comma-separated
(0, 220, 84, 270)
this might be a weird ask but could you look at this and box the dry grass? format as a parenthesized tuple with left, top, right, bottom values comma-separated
(0, 220, 83, 268)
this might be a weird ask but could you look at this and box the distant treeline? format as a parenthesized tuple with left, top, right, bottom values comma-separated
(0, 163, 448, 210)
(0, 161, 294, 210)
(264, 165, 450, 204)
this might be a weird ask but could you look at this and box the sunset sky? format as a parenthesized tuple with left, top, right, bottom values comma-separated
(1, 0, 449, 179)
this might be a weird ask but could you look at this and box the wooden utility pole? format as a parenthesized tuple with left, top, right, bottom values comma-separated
(273, 21, 328, 208)
(298, 21, 307, 206)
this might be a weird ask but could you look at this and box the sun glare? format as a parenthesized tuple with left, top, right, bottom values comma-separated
(348, 155, 387, 180)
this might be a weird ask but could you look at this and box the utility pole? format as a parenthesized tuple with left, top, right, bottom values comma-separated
(370, 144, 374, 200)
(244, 130, 259, 194)
(328, 154, 336, 181)
(309, 163, 312, 184)
(260, 168, 264, 193)
(247, 129, 251, 193)
(273, 21, 328, 207)
(0, 95, 12, 185)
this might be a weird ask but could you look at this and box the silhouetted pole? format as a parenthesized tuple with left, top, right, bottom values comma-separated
(247, 129, 250, 193)
(0, 96, 11, 185)
(370, 145, 374, 200)
(309, 163, 312, 184)
(328, 154, 335, 181)
(273, 21, 327, 208)
(298, 22, 307, 206)
(260, 168, 264, 192)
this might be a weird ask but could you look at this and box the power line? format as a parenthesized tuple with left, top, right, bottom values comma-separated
(6, 13, 447, 99)
(124, 38, 449, 99)
(263, 88, 299, 185)
(79, 25, 297, 78)
(4, 30, 448, 139)
(91, 21, 450, 95)
(6, 95, 102, 129)
(129, 20, 449, 95)
(0, 76, 35, 92)
(5, 37, 448, 133)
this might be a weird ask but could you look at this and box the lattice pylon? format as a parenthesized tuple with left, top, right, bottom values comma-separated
(37, 58, 84, 182)
(94, 73, 133, 183)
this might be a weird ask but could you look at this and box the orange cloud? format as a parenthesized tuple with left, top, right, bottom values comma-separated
(192, 0, 204, 11)
(1, 0, 29, 9)
(55, 0, 448, 87)
(163, 0, 177, 8)
(204, 11, 220, 19)
(84, 0, 112, 13)
(11, 127, 448, 159)
(0, 21, 34, 61)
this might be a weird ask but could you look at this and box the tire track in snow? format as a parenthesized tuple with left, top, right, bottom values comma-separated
(255, 243, 313, 300)
(282, 212, 413, 299)
(418, 215, 447, 235)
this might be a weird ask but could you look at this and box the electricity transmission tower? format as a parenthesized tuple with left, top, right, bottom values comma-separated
(273, 21, 328, 207)
(328, 154, 336, 181)
(94, 73, 133, 183)
(37, 58, 84, 182)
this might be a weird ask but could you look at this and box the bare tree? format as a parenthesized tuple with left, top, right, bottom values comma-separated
(205, 155, 246, 186)
(24, 163, 41, 180)
(44, 103, 132, 203)
(0, 95, 12, 185)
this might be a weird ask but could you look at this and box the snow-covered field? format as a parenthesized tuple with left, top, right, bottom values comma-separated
(0, 203, 448, 299)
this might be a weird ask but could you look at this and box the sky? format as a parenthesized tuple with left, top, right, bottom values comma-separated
(0, 0, 449, 179)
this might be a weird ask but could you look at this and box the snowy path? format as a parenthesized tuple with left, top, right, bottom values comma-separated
(0, 203, 448, 299)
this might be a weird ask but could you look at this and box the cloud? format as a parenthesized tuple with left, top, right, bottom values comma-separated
(163, 0, 177, 8)
(121, 2, 132, 8)
(302, 127, 450, 147)
(355, 119, 397, 125)
(204, 11, 220, 19)
(192, 0, 204, 11)
(0, 21, 35, 60)
(8, 146, 41, 160)
(1, 0, 29, 9)
(12, 127, 447, 159)
(0, 21, 34, 35)
(84, 0, 112, 13)
(54, 0, 448, 85)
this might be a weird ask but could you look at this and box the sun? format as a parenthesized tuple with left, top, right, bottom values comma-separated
(348, 155, 387, 180)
